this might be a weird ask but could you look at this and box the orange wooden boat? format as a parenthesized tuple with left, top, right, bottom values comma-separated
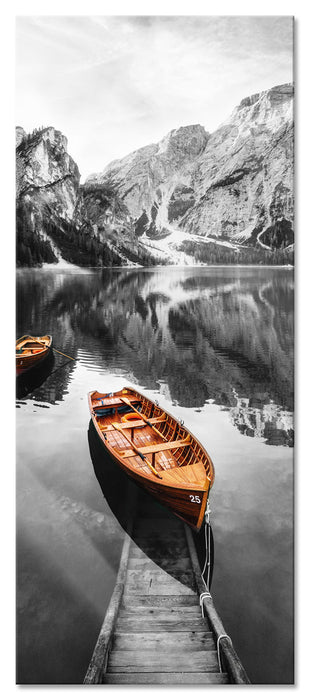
(88, 387, 215, 531)
(16, 335, 52, 376)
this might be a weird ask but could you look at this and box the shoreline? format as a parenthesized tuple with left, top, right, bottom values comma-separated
(16, 263, 294, 272)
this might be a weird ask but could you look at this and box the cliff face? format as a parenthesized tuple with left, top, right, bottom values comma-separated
(75, 183, 166, 267)
(182, 84, 293, 244)
(16, 126, 80, 201)
(87, 83, 293, 261)
(86, 124, 209, 234)
(16, 127, 81, 266)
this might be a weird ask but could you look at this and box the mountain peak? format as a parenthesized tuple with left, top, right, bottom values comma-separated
(236, 82, 293, 113)
(157, 124, 209, 158)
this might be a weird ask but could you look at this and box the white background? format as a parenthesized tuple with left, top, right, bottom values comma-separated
(1, 0, 307, 697)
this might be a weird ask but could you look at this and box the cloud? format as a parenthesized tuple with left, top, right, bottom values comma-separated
(16, 15, 293, 180)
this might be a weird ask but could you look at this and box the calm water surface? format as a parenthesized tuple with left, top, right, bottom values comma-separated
(16, 266, 294, 684)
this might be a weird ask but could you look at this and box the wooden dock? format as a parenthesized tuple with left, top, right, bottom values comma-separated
(84, 499, 250, 685)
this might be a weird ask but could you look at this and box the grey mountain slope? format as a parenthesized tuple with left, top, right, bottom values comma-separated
(87, 83, 293, 247)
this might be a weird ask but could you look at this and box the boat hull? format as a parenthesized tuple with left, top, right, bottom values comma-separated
(107, 448, 209, 530)
(88, 387, 214, 531)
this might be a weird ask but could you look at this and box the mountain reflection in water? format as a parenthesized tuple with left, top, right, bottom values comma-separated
(17, 267, 294, 447)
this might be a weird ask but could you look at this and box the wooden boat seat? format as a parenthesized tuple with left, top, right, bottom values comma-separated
(95, 393, 138, 403)
(24, 345, 46, 349)
(100, 417, 166, 431)
(93, 396, 139, 410)
(119, 437, 191, 459)
(160, 461, 211, 487)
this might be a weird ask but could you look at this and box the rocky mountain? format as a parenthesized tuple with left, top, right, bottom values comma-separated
(16, 83, 294, 268)
(88, 83, 293, 264)
(181, 83, 294, 248)
(87, 124, 209, 232)
(16, 126, 81, 266)
(16, 127, 164, 267)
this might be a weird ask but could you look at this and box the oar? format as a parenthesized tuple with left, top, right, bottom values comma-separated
(120, 396, 165, 439)
(112, 422, 163, 479)
(53, 348, 77, 362)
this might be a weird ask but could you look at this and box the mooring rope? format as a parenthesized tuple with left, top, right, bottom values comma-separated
(199, 500, 213, 618)
(199, 503, 234, 673)
(201, 500, 212, 590)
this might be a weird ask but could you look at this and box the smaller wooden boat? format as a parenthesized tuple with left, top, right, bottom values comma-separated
(88, 387, 215, 531)
(16, 335, 52, 376)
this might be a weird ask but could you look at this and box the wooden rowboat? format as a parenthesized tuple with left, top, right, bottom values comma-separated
(16, 334, 52, 376)
(88, 387, 215, 531)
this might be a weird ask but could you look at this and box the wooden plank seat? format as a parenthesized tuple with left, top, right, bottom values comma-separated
(94, 395, 139, 409)
(20, 345, 45, 349)
(160, 462, 211, 487)
(119, 438, 191, 459)
(100, 417, 166, 431)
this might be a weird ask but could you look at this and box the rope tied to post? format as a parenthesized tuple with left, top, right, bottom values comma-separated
(199, 591, 212, 617)
(199, 499, 214, 618)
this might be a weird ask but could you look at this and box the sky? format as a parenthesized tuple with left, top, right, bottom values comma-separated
(16, 15, 293, 181)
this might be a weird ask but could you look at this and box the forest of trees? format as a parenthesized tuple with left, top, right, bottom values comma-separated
(178, 239, 294, 266)
(16, 193, 294, 269)
(46, 220, 167, 267)
(259, 219, 294, 249)
(16, 205, 170, 267)
(46, 220, 124, 266)
(16, 204, 57, 267)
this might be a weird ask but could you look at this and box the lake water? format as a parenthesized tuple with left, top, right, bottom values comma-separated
(16, 266, 294, 685)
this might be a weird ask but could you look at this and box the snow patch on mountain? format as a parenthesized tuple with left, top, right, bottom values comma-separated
(141, 226, 201, 265)
(40, 231, 79, 269)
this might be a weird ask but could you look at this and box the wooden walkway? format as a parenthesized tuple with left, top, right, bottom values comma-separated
(84, 500, 250, 685)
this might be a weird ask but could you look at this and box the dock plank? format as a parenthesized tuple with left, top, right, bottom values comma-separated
(125, 570, 195, 585)
(113, 631, 216, 651)
(131, 533, 187, 543)
(129, 544, 189, 559)
(125, 569, 196, 596)
(127, 556, 192, 571)
(114, 617, 210, 632)
(107, 650, 219, 673)
(118, 606, 202, 619)
(122, 594, 199, 607)
(125, 582, 196, 596)
(103, 672, 229, 684)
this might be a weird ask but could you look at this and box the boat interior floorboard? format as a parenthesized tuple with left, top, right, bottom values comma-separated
(96, 413, 183, 474)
